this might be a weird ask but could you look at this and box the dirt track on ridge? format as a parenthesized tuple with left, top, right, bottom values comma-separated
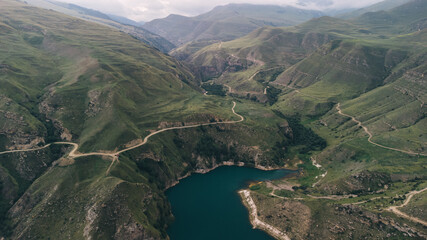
(0, 102, 245, 175)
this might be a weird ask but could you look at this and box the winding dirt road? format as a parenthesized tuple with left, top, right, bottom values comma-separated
(223, 84, 233, 93)
(336, 103, 427, 157)
(0, 102, 244, 175)
(0, 144, 53, 155)
(269, 183, 427, 227)
(386, 187, 427, 227)
(104, 101, 244, 173)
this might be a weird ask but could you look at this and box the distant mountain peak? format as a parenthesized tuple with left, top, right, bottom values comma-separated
(143, 4, 324, 46)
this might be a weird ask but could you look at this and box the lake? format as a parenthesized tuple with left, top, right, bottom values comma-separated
(166, 166, 292, 240)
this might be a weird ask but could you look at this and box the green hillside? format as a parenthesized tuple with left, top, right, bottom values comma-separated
(0, 0, 235, 153)
(337, 0, 412, 19)
(353, 0, 427, 34)
(22, 0, 176, 52)
(185, 0, 427, 104)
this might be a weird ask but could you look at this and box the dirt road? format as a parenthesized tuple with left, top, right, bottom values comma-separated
(0, 101, 245, 175)
(386, 187, 427, 227)
(336, 103, 427, 157)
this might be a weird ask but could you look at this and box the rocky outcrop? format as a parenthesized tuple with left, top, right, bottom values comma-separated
(0, 95, 45, 150)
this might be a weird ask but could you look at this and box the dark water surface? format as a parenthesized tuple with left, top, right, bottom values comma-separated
(166, 166, 292, 240)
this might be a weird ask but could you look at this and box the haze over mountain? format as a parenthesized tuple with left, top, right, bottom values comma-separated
(142, 4, 324, 46)
(0, 0, 426, 239)
(337, 0, 413, 19)
(53, 0, 385, 22)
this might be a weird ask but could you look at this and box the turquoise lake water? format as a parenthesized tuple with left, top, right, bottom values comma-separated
(166, 166, 292, 240)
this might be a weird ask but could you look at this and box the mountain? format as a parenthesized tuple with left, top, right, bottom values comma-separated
(54, 1, 113, 20)
(21, 0, 175, 52)
(181, 16, 360, 103)
(143, 3, 324, 56)
(353, 0, 427, 34)
(337, 0, 412, 19)
(182, 24, 335, 103)
(185, 0, 427, 103)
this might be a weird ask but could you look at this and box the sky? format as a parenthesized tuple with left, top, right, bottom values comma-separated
(56, 0, 385, 22)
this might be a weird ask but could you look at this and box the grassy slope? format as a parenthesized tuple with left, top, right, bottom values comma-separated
(271, 0, 427, 195)
(184, 23, 339, 104)
(337, 0, 412, 19)
(184, 15, 400, 100)
(23, 0, 176, 53)
(352, 0, 427, 35)
(272, 38, 409, 116)
(0, 0, 239, 152)
(186, 0, 427, 103)
(265, 28, 427, 238)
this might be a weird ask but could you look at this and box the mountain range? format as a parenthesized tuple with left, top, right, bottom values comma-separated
(0, 0, 426, 239)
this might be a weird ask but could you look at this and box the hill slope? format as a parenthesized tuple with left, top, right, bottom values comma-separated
(22, 0, 175, 52)
(353, 0, 427, 34)
(337, 0, 412, 19)
(185, 0, 427, 104)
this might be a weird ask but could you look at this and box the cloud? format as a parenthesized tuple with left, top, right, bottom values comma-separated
(297, 0, 334, 8)
(56, 0, 384, 22)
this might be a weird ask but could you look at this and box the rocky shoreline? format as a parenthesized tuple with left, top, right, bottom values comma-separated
(239, 189, 291, 240)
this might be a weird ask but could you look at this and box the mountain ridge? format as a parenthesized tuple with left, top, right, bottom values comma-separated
(142, 3, 324, 47)
(21, 0, 176, 52)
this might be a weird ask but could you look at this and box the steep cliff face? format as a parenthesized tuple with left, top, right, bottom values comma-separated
(7, 157, 169, 240)
(0, 95, 46, 151)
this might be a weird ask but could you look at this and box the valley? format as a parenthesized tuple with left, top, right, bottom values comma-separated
(0, 0, 426, 239)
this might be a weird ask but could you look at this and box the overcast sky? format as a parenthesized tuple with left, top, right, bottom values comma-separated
(56, 0, 384, 22)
